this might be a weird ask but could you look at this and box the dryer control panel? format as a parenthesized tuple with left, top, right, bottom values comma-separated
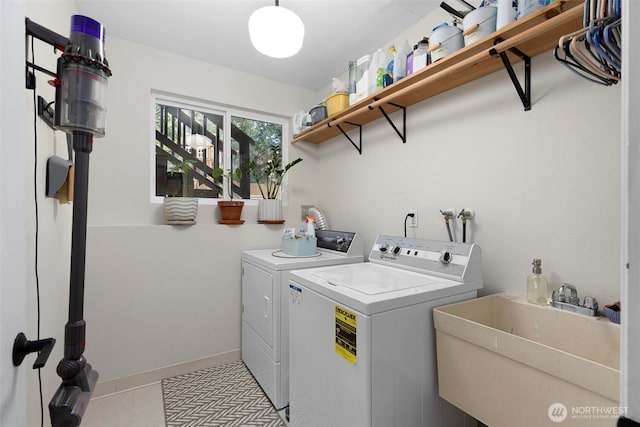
(370, 235, 482, 283)
(316, 230, 362, 256)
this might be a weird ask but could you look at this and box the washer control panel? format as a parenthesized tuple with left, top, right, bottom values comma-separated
(369, 235, 482, 283)
(439, 249, 453, 265)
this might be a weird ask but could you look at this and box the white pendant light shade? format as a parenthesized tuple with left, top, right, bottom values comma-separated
(248, 3, 304, 58)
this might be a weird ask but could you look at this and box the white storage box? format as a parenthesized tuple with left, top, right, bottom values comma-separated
(281, 237, 317, 256)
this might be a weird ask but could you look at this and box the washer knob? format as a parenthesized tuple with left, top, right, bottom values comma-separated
(393, 246, 402, 255)
(439, 250, 453, 264)
(379, 244, 389, 253)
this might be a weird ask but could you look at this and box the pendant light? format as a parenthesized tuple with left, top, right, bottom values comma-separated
(248, 0, 304, 58)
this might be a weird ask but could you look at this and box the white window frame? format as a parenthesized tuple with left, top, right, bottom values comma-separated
(150, 92, 291, 206)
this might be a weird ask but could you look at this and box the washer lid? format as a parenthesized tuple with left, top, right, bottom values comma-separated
(313, 263, 439, 295)
(243, 248, 363, 270)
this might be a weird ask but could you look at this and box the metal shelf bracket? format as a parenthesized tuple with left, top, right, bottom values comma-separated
(490, 40, 532, 111)
(371, 102, 407, 143)
(331, 122, 363, 155)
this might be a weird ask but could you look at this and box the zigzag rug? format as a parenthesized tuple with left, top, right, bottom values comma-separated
(162, 360, 286, 427)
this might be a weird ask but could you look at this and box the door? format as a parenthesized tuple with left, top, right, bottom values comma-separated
(1, 1, 28, 426)
(242, 260, 275, 347)
(622, 1, 640, 421)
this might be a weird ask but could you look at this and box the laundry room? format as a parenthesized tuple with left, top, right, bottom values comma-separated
(2, 0, 638, 426)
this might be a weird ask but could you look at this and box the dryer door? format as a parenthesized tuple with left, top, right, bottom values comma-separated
(242, 260, 275, 347)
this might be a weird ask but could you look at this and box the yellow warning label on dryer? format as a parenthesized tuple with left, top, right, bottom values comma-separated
(335, 305, 357, 364)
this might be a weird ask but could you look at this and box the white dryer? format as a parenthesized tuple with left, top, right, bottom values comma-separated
(241, 230, 363, 410)
(288, 235, 483, 427)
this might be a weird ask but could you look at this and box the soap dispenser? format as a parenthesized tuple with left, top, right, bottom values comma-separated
(527, 258, 549, 305)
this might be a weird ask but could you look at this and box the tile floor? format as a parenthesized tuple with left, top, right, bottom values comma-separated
(81, 381, 289, 427)
(82, 382, 166, 427)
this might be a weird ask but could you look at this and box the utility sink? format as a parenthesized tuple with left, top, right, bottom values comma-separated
(433, 291, 620, 427)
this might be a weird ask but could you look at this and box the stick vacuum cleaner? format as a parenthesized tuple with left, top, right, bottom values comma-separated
(41, 15, 112, 427)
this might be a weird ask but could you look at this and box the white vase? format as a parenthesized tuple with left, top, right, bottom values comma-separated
(163, 197, 198, 225)
(258, 199, 283, 223)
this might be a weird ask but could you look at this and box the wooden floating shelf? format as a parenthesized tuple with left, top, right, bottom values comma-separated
(293, 0, 584, 145)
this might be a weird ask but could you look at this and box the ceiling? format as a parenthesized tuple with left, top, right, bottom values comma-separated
(75, 0, 446, 91)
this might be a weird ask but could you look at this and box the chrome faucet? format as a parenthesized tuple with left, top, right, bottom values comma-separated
(551, 283, 598, 316)
(555, 283, 579, 305)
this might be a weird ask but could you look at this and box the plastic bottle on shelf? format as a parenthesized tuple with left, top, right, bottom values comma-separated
(376, 68, 386, 90)
(369, 48, 388, 95)
(497, 0, 518, 29)
(355, 54, 371, 103)
(393, 39, 411, 82)
(348, 60, 360, 105)
(406, 44, 417, 76)
(517, 0, 546, 20)
(384, 45, 396, 87)
(412, 37, 429, 72)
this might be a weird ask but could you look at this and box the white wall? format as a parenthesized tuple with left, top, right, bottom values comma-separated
(83, 36, 320, 384)
(30, 1, 621, 399)
(87, 36, 319, 226)
(3, 0, 632, 423)
(313, 10, 621, 307)
(22, 2, 80, 426)
(0, 1, 82, 426)
(1, 1, 28, 426)
(85, 225, 283, 381)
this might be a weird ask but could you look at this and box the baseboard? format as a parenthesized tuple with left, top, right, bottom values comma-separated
(92, 349, 241, 398)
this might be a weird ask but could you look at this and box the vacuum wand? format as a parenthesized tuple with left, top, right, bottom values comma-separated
(67, 134, 91, 328)
(49, 132, 99, 425)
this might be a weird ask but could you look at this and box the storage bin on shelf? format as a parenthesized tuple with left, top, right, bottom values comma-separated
(325, 93, 349, 117)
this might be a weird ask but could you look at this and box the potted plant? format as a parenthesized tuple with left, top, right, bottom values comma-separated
(248, 145, 303, 223)
(212, 167, 245, 224)
(163, 159, 198, 225)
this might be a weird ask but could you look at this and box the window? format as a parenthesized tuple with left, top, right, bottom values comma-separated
(152, 94, 288, 202)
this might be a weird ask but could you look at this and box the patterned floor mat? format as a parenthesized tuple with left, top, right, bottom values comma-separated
(162, 360, 285, 427)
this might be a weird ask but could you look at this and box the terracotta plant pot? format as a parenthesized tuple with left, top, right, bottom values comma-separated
(218, 200, 245, 224)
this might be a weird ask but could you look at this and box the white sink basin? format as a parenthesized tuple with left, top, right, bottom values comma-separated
(433, 291, 620, 427)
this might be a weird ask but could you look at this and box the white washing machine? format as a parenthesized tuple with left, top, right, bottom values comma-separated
(288, 235, 483, 427)
(241, 230, 363, 410)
